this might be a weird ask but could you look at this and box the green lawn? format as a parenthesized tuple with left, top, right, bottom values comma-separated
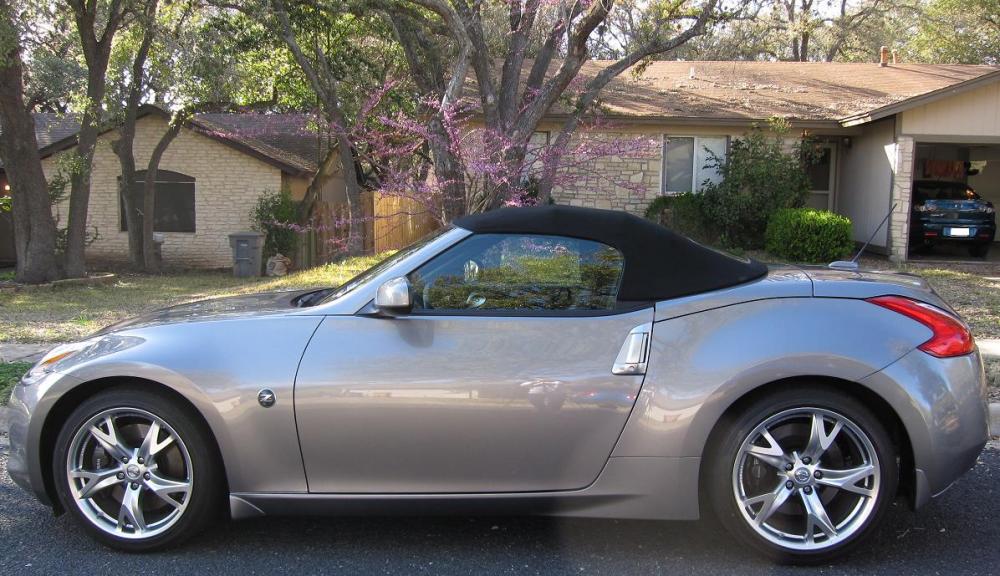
(1, 361, 31, 405)
(0, 253, 387, 344)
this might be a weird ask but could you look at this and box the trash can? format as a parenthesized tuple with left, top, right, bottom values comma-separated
(228, 231, 266, 277)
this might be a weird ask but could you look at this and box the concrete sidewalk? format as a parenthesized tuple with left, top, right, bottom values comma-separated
(979, 339, 1000, 360)
(0, 343, 53, 364)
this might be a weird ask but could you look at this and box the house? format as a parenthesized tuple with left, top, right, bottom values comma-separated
(533, 59, 1000, 261)
(4, 58, 1000, 268)
(1, 106, 345, 268)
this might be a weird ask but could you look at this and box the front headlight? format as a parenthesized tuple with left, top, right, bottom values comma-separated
(22, 335, 142, 384)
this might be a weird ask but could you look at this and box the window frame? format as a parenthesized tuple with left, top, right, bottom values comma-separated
(660, 134, 729, 195)
(403, 232, 639, 318)
(119, 169, 197, 234)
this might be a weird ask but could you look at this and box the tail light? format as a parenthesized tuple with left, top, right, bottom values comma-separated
(867, 295, 974, 358)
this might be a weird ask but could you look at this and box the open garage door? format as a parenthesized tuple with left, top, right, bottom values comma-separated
(908, 143, 999, 261)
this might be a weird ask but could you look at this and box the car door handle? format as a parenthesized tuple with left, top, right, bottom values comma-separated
(612, 323, 651, 375)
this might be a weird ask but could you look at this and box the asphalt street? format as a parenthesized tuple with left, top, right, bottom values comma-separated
(1, 444, 998, 576)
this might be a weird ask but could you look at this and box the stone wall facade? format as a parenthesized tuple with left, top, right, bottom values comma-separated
(45, 115, 284, 268)
(550, 132, 662, 216)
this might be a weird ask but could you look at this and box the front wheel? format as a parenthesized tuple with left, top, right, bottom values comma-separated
(53, 387, 222, 551)
(706, 387, 898, 564)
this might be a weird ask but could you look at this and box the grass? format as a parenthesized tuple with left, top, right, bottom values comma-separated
(0, 252, 388, 344)
(0, 361, 31, 405)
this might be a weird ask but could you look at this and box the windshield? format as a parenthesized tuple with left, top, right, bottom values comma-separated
(316, 226, 452, 304)
(914, 183, 981, 202)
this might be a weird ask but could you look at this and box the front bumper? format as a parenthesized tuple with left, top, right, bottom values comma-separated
(6, 370, 82, 507)
(861, 348, 989, 508)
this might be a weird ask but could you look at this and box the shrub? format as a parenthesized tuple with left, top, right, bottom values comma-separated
(250, 188, 298, 259)
(765, 208, 855, 263)
(644, 193, 713, 243)
(699, 119, 821, 249)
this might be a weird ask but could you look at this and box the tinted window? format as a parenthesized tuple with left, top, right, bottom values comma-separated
(913, 183, 980, 202)
(119, 170, 196, 233)
(409, 234, 624, 312)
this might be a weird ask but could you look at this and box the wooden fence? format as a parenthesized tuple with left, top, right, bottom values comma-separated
(297, 192, 440, 267)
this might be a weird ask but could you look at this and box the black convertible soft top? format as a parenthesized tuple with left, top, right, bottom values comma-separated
(454, 205, 768, 302)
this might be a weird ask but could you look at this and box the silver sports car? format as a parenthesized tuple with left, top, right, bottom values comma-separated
(7, 206, 989, 563)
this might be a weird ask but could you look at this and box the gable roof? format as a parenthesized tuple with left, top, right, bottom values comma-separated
(467, 61, 1000, 126)
(32, 105, 330, 177)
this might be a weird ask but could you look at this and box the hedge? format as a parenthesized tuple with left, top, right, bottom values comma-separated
(765, 208, 854, 263)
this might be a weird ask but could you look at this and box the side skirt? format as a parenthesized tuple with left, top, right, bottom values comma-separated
(229, 456, 701, 521)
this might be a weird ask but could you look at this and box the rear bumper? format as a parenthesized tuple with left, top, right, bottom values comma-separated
(860, 348, 989, 508)
(911, 220, 996, 243)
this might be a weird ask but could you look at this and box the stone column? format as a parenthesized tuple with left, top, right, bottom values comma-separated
(889, 136, 915, 262)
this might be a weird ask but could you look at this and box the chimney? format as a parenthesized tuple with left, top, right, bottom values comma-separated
(879, 46, 889, 67)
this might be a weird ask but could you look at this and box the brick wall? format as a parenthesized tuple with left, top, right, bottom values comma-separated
(45, 115, 283, 268)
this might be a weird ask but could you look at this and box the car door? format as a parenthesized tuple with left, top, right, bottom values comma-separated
(295, 233, 654, 493)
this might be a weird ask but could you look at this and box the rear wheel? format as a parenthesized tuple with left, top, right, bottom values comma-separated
(706, 387, 898, 564)
(969, 243, 991, 258)
(53, 388, 222, 551)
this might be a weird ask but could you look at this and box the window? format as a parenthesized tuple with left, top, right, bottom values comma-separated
(119, 170, 195, 233)
(662, 135, 727, 194)
(408, 234, 625, 312)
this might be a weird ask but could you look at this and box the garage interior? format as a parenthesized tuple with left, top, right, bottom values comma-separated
(908, 142, 1000, 261)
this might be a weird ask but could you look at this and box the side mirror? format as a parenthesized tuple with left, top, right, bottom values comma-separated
(374, 276, 413, 315)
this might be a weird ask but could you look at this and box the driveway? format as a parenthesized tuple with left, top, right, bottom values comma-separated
(1, 445, 998, 575)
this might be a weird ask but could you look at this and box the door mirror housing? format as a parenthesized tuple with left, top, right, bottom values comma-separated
(374, 277, 413, 315)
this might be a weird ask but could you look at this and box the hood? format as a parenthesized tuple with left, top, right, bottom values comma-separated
(95, 289, 322, 335)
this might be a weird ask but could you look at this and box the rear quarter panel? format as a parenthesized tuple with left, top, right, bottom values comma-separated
(613, 296, 932, 458)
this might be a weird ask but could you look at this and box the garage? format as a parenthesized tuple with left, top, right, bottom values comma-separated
(906, 142, 1000, 260)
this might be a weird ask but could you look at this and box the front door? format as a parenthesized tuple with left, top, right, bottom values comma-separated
(295, 233, 652, 493)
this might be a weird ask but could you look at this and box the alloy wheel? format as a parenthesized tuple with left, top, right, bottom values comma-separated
(65, 407, 193, 540)
(732, 407, 881, 551)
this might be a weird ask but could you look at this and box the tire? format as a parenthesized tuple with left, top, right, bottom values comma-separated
(705, 386, 898, 564)
(968, 243, 990, 258)
(52, 387, 222, 552)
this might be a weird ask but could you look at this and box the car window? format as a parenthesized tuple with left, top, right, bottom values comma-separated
(316, 226, 451, 305)
(408, 234, 624, 312)
(914, 183, 980, 202)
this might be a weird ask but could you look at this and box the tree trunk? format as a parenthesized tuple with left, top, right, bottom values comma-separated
(142, 119, 183, 272)
(63, 66, 108, 278)
(113, 0, 158, 269)
(0, 7, 60, 283)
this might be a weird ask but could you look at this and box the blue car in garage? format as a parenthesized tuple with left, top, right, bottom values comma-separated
(909, 180, 996, 257)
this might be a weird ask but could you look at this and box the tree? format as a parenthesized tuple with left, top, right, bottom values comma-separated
(909, 0, 999, 64)
(64, 0, 134, 277)
(110, 0, 159, 269)
(394, 0, 722, 212)
(0, 0, 61, 282)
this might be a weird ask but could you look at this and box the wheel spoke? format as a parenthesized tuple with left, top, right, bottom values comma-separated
(117, 485, 147, 534)
(815, 464, 876, 497)
(89, 415, 130, 461)
(145, 469, 191, 509)
(746, 429, 788, 469)
(803, 412, 843, 461)
(800, 489, 838, 543)
(138, 420, 175, 461)
(743, 482, 794, 527)
(70, 467, 121, 499)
